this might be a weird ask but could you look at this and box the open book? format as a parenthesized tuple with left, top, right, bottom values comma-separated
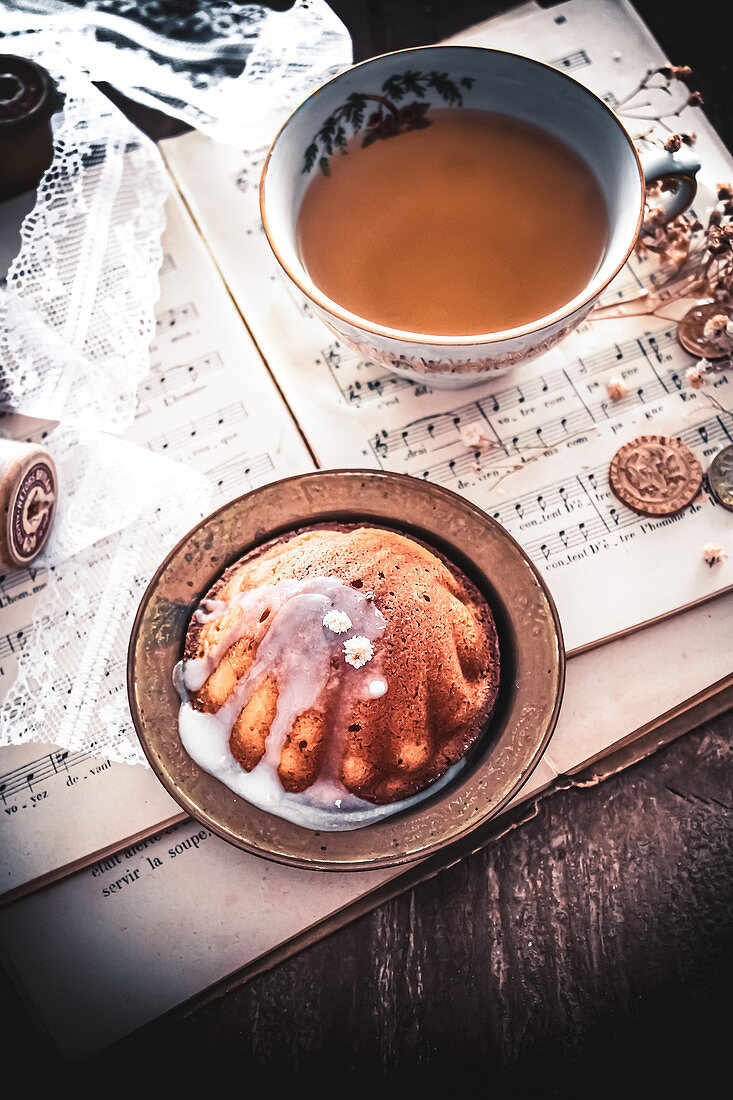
(0, 0, 731, 1060)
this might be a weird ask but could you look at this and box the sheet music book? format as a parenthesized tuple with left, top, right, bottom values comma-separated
(160, 0, 733, 656)
(1, 0, 732, 1060)
(0, 186, 311, 897)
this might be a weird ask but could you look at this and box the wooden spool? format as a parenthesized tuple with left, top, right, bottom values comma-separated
(0, 438, 57, 570)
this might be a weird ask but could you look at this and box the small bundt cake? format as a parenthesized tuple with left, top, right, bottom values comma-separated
(178, 525, 500, 808)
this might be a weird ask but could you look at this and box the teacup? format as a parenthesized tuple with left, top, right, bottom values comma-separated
(260, 45, 700, 390)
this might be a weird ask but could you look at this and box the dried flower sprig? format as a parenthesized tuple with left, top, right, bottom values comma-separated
(614, 65, 702, 133)
(593, 178, 733, 366)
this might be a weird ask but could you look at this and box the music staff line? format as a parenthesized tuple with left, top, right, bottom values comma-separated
(0, 748, 96, 804)
(0, 624, 31, 662)
(137, 352, 223, 405)
(0, 566, 47, 609)
(367, 327, 683, 464)
(206, 450, 275, 499)
(155, 302, 199, 331)
(418, 411, 732, 496)
(416, 414, 733, 566)
(146, 401, 248, 455)
(552, 49, 591, 72)
(327, 320, 682, 410)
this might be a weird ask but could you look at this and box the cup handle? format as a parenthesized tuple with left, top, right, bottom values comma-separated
(638, 145, 701, 221)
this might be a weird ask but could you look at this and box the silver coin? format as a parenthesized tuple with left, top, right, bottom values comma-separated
(707, 445, 733, 512)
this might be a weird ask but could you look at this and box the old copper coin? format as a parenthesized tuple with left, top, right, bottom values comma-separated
(707, 444, 733, 512)
(609, 434, 702, 516)
(677, 302, 731, 360)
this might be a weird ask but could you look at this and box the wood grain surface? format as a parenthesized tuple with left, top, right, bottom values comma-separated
(1, 1, 732, 1093)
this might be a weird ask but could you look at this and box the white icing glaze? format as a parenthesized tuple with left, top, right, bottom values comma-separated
(177, 575, 460, 831)
(177, 701, 466, 830)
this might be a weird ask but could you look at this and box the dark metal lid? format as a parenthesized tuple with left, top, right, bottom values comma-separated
(0, 54, 59, 133)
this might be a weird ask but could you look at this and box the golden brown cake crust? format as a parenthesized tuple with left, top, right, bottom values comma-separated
(184, 525, 500, 804)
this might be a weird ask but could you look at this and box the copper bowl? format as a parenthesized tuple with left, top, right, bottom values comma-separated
(127, 470, 564, 871)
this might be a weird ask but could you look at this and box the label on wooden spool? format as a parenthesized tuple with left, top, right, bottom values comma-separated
(0, 439, 57, 569)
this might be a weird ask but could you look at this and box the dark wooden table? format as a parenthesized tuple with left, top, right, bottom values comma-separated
(1, 2, 732, 1094)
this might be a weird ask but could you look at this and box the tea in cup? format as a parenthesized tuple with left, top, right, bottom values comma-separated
(261, 46, 700, 389)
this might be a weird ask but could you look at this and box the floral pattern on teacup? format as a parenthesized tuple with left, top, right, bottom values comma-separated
(302, 69, 475, 175)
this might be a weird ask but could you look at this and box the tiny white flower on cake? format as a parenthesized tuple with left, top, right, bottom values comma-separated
(323, 609, 352, 634)
(703, 543, 727, 567)
(605, 377, 628, 402)
(343, 635, 375, 668)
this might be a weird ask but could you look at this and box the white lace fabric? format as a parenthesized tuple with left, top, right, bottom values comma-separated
(0, 62, 169, 428)
(1, 0, 352, 147)
(0, 427, 211, 765)
(0, 2, 349, 763)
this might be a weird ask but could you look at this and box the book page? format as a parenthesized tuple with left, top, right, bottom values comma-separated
(0, 186, 312, 899)
(2, 0, 733, 1061)
(1, 588, 731, 1061)
(161, 0, 733, 655)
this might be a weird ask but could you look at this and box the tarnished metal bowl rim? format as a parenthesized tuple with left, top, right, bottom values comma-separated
(127, 470, 565, 871)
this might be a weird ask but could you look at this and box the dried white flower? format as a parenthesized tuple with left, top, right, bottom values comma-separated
(343, 635, 375, 668)
(686, 359, 711, 389)
(605, 376, 628, 401)
(726, 318, 733, 338)
(323, 609, 352, 634)
(458, 423, 496, 452)
(702, 313, 730, 340)
(703, 543, 727, 566)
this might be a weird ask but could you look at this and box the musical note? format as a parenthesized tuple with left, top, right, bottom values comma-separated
(155, 303, 198, 331)
(552, 48, 591, 71)
(206, 451, 275, 498)
(52, 751, 69, 773)
(137, 352, 222, 405)
(0, 626, 28, 661)
(147, 402, 248, 456)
